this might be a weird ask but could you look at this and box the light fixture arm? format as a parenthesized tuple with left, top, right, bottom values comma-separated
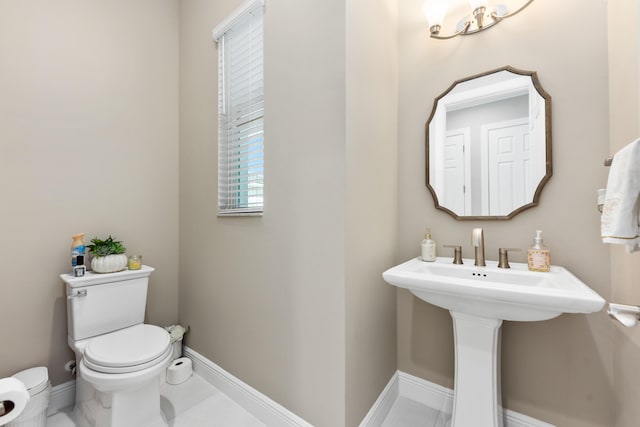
(428, 0, 535, 40)
(491, 0, 534, 22)
(430, 21, 471, 40)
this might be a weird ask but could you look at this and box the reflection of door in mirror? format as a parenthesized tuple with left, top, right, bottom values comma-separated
(447, 95, 529, 216)
(442, 128, 469, 215)
(484, 118, 529, 216)
(426, 66, 552, 220)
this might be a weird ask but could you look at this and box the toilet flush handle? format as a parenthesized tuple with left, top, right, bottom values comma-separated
(67, 289, 87, 300)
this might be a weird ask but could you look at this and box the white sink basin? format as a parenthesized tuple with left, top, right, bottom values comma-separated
(383, 257, 605, 321)
(383, 256, 605, 426)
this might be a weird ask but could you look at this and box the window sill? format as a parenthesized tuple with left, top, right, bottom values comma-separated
(217, 211, 263, 217)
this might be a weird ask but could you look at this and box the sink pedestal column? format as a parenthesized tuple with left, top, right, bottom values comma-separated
(450, 311, 503, 427)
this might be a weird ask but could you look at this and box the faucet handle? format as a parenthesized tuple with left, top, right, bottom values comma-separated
(498, 248, 521, 269)
(443, 245, 463, 265)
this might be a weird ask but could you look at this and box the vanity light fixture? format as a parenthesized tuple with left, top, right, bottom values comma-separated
(423, 0, 534, 40)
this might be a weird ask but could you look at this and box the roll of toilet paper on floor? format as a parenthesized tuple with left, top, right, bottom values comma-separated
(166, 357, 193, 385)
(0, 378, 29, 426)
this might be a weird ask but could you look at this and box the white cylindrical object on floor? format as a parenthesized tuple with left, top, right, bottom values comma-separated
(7, 367, 50, 427)
(0, 378, 29, 426)
(166, 357, 192, 385)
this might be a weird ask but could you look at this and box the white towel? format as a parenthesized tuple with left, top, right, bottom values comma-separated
(601, 138, 640, 252)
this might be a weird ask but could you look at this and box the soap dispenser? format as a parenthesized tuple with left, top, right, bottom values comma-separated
(421, 227, 436, 262)
(527, 230, 550, 272)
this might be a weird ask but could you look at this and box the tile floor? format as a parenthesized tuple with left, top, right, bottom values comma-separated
(45, 374, 445, 427)
(381, 396, 450, 427)
(46, 374, 266, 427)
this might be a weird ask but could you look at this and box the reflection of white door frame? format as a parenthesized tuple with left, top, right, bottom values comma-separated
(480, 117, 529, 216)
(431, 103, 445, 196)
(528, 84, 546, 189)
(444, 127, 471, 215)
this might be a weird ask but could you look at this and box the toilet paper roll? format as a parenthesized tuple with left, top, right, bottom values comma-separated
(166, 357, 192, 385)
(0, 378, 29, 426)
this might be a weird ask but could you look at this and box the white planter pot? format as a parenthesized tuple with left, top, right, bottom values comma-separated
(91, 254, 128, 273)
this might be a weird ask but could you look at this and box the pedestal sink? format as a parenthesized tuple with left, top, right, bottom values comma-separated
(382, 257, 605, 427)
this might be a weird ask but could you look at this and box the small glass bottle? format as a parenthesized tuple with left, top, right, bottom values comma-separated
(421, 227, 437, 262)
(527, 230, 550, 272)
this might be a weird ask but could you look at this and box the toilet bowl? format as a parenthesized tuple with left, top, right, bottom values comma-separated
(74, 324, 172, 391)
(72, 324, 172, 427)
(61, 266, 171, 427)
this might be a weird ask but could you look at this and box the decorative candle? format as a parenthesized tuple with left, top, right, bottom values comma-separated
(128, 255, 142, 270)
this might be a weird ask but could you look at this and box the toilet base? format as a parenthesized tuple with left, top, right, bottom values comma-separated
(74, 376, 167, 427)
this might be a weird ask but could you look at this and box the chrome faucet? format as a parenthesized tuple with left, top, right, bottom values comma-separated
(471, 228, 486, 267)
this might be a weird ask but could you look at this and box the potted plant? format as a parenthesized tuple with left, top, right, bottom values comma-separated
(87, 235, 128, 273)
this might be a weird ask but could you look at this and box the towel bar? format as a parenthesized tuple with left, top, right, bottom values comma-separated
(608, 303, 640, 327)
(604, 155, 613, 167)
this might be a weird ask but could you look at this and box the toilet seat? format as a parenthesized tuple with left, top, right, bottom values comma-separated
(83, 324, 171, 374)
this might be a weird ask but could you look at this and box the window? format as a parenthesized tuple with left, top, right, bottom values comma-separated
(213, 0, 264, 215)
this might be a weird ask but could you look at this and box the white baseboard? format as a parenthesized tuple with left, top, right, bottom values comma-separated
(358, 371, 399, 427)
(360, 370, 555, 427)
(47, 353, 552, 427)
(398, 371, 454, 415)
(44, 348, 311, 426)
(183, 346, 313, 427)
(47, 380, 75, 416)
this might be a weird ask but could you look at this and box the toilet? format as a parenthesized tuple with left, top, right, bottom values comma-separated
(61, 266, 172, 427)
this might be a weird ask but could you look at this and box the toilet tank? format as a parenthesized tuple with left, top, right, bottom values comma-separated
(61, 266, 155, 341)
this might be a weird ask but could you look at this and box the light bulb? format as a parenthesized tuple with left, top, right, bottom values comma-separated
(422, 0, 448, 28)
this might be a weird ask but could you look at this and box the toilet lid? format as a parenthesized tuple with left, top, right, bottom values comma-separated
(84, 324, 171, 374)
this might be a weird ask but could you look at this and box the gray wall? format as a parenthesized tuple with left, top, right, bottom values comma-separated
(4, 1, 638, 426)
(398, 0, 613, 425)
(0, 1, 398, 425)
(0, 0, 180, 387)
(345, 0, 398, 424)
(608, 1, 640, 426)
(179, 0, 398, 425)
(179, 0, 347, 424)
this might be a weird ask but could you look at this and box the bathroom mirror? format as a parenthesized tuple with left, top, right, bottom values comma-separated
(426, 66, 552, 220)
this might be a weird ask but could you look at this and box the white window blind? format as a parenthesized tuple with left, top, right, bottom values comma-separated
(214, 0, 264, 216)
